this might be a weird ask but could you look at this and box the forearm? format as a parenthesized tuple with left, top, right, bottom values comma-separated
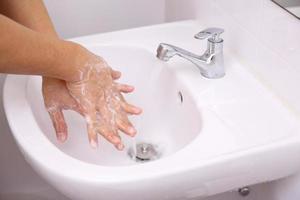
(0, 0, 57, 37)
(0, 0, 77, 83)
(0, 14, 79, 81)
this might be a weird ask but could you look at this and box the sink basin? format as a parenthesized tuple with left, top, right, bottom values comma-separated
(26, 45, 202, 166)
(3, 21, 300, 200)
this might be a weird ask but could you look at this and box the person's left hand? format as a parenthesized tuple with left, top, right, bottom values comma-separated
(42, 68, 132, 143)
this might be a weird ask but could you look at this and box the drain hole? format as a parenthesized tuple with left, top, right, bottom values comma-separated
(178, 91, 184, 104)
(128, 143, 160, 163)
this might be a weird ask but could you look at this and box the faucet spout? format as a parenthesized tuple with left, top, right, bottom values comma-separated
(157, 43, 210, 63)
(156, 28, 225, 79)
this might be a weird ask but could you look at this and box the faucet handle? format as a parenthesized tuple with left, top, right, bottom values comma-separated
(194, 28, 224, 42)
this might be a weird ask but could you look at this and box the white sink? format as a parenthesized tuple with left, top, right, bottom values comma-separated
(3, 21, 300, 200)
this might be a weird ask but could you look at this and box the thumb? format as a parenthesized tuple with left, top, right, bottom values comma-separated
(110, 68, 121, 80)
(47, 107, 68, 143)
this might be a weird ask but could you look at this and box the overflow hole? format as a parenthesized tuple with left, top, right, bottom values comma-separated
(178, 91, 183, 104)
(238, 187, 250, 197)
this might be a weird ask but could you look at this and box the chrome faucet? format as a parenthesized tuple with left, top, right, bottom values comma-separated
(156, 28, 225, 79)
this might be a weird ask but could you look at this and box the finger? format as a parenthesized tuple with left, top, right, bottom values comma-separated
(86, 116, 99, 149)
(47, 108, 68, 143)
(121, 102, 143, 115)
(116, 83, 134, 93)
(116, 143, 124, 151)
(96, 126, 124, 151)
(116, 117, 136, 137)
(110, 69, 121, 80)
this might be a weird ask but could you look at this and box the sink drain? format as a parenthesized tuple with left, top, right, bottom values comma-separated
(128, 143, 160, 162)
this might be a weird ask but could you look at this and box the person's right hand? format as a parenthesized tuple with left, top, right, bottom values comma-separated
(63, 46, 142, 150)
(42, 68, 126, 143)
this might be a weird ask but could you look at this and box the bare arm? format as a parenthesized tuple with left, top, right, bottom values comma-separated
(0, 0, 57, 36)
(0, 14, 80, 81)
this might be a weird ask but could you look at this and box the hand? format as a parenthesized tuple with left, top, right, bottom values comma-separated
(42, 77, 83, 142)
(65, 52, 142, 150)
(43, 49, 141, 150)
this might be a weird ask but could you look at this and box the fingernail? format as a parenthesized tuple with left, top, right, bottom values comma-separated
(135, 108, 142, 114)
(112, 136, 121, 143)
(114, 71, 121, 77)
(58, 134, 67, 143)
(108, 135, 113, 140)
(117, 143, 124, 151)
(90, 139, 98, 149)
(129, 127, 136, 136)
(129, 86, 134, 90)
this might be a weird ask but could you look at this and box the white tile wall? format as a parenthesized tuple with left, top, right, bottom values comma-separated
(166, 0, 300, 114)
(44, 0, 166, 38)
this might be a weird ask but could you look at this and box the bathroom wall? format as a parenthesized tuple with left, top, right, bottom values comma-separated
(0, 0, 165, 197)
(43, 0, 165, 38)
(165, 0, 300, 199)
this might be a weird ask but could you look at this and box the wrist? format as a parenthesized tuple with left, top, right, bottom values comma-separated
(50, 40, 88, 82)
(49, 40, 110, 83)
